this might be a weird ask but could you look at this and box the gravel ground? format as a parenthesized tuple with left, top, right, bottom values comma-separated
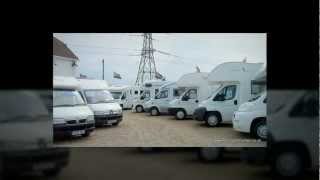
(20, 148, 316, 180)
(54, 110, 266, 147)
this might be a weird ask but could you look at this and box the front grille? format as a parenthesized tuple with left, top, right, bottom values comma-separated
(79, 119, 86, 123)
(66, 120, 77, 124)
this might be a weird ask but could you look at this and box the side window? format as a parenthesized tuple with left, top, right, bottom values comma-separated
(135, 90, 138, 95)
(160, 90, 169, 99)
(174, 88, 186, 97)
(290, 92, 319, 117)
(213, 85, 236, 101)
(122, 92, 126, 99)
(263, 98, 267, 103)
(185, 89, 197, 99)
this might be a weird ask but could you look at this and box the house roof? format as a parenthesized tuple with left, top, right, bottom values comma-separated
(53, 37, 78, 60)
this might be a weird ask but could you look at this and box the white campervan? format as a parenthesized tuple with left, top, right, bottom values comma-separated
(0, 90, 69, 177)
(233, 66, 267, 140)
(167, 72, 218, 120)
(132, 80, 167, 113)
(267, 90, 318, 177)
(193, 62, 263, 127)
(53, 76, 95, 138)
(108, 85, 134, 109)
(78, 79, 123, 127)
(144, 82, 186, 116)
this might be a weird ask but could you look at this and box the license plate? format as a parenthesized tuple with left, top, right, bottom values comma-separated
(72, 130, 85, 136)
(107, 120, 117, 124)
(33, 163, 55, 171)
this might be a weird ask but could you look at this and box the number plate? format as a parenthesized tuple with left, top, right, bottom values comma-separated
(72, 130, 85, 136)
(107, 120, 117, 124)
(33, 163, 55, 171)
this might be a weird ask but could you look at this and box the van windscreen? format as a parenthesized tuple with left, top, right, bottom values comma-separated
(53, 90, 85, 107)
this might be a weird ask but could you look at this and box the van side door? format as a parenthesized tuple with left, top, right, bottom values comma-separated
(212, 84, 239, 122)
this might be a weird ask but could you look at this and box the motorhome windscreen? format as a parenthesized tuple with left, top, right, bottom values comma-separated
(110, 91, 122, 99)
(84, 90, 114, 104)
(155, 89, 169, 99)
(173, 88, 186, 97)
(53, 90, 85, 107)
(251, 80, 266, 95)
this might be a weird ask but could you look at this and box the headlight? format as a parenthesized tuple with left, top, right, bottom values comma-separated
(53, 118, 65, 124)
(87, 115, 94, 121)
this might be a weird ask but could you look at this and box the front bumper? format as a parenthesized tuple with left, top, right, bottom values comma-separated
(193, 107, 207, 121)
(53, 122, 95, 137)
(232, 111, 251, 133)
(94, 114, 123, 126)
(2, 148, 70, 173)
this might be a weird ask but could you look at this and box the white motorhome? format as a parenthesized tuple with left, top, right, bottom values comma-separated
(167, 72, 217, 120)
(193, 62, 263, 127)
(266, 90, 318, 177)
(53, 76, 95, 138)
(108, 85, 135, 109)
(78, 79, 123, 127)
(132, 80, 168, 113)
(0, 91, 69, 177)
(144, 82, 186, 116)
(233, 66, 267, 140)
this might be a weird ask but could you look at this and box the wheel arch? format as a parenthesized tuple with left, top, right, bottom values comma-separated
(250, 117, 266, 134)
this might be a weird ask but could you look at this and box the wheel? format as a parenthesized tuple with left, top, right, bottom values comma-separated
(136, 105, 143, 113)
(150, 107, 159, 116)
(43, 168, 61, 177)
(175, 109, 186, 120)
(198, 147, 224, 162)
(82, 130, 91, 137)
(253, 120, 267, 140)
(205, 112, 220, 127)
(271, 150, 304, 177)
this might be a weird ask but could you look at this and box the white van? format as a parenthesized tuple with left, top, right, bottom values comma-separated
(233, 66, 267, 140)
(267, 90, 318, 177)
(132, 80, 168, 113)
(144, 82, 186, 116)
(108, 85, 134, 109)
(0, 90, 69, 177)
(193, 62, 263, 127)
(168, 72, 218, 120)
(78, 79, 123, 127)
(53, 76, 95, 138)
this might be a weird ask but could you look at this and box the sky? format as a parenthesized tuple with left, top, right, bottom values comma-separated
(53, 33, 266, 86)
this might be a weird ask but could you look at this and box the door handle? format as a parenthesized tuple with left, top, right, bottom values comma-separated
(195, 100, 199, 103)
(234, 100, 237, 105)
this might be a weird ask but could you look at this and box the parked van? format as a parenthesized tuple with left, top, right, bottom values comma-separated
(193, 62, 263, 127)
(241, 90, 318, 177)
(144, 82, 186, 116)
(0, 90, 69, 177)
(232, 66, 267, 140)
(78, 79, 123, 127)
(108, 85, 134, 109)
(53, 76, 94, 138)
(132, 80, 168, 113)
(168, 72, 218, 120)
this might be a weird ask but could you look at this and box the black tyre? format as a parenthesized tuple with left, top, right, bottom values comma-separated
(136, 105, 143, 113)
(175, 109, 186, 120)
(252, 120, 267, 140)
(205, 112, 220, 127)
(198, 147, 224, 162)
(82, 130, 91, 137)
(150, 107, 159, 116)
(271, 150, 304, 177)
(43, 168, 61, 177)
